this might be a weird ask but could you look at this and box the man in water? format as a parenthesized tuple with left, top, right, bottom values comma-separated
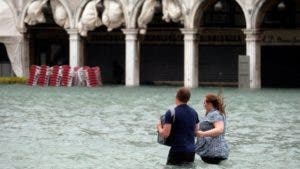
(157, 87, 199, 166)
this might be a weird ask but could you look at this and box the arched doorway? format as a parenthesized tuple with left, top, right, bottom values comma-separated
(198, 0, 246, 86)
(140, 4, 183, 85)
(75, 0, 126, 85)
(27, 1, 69, 66)
(260, 0, 300, 87)
(84, 27, 125, 84)
(0, 43, 14, 76)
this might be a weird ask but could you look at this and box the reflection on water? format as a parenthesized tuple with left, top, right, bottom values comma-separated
(0, 85, 299, 169)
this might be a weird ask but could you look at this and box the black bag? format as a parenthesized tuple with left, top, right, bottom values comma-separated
(157, 108, 175, 146)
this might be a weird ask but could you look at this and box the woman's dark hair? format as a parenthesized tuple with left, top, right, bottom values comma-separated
(205, 93, 226, 115)
(176, 87, 191, 103)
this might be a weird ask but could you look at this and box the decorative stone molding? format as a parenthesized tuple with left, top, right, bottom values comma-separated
(67, 28, 80, 37)
(180, 28, 198, 41)
(23, 0, 71, 28)
(50, 0, 70, 28)
(162, 0, 183, 23)
(122, 28, 139, 40)
(78, 0, 103, 37)
(137, 0, 157, 34)
(24, 0, 48, 25)
(102, 0, 125, 31)
(243, 29, 262, 42)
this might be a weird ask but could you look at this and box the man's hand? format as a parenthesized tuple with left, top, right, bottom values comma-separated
(156, 120, 171, 138)
(156, 120, 162, 132)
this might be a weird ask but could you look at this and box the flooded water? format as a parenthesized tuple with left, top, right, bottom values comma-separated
(0, 85, 299, 169)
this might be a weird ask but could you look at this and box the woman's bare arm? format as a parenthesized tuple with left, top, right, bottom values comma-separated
(194, 123, 199, 136)
(196, 121, 224, 137)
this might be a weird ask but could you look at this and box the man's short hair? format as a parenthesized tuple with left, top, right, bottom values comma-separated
(176, 87, 191, 103)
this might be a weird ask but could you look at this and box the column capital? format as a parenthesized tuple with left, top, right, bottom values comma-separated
(243, 28, 261, 35)
(243, 29, 262, 42)
(122, 28, 139, 35)
(122, 29, 139, 40)
(180, 28, 198, 35)
(67, 28, 80, 35)
(180, 28, 198, 41)
(67, 29, 81, 41)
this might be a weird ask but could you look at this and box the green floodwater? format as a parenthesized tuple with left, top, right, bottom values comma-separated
(0, 85, 299, 169)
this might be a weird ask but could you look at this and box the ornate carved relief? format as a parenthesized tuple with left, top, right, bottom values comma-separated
(137, 0, 158, 34)
(24, 0, 70, 28)
(78, 0, 103, 36)
(102, 0, 125, 31)
(24, 0, 48, 25)
(162, 0, 183, 23)
(50, 0, 70, 28)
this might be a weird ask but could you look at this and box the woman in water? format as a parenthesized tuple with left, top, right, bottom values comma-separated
(195, 94, 229, 164)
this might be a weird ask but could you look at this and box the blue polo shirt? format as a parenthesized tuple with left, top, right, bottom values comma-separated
(165, 104, 199, 152)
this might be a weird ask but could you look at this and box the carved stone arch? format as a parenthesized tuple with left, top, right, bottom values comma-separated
(76, 0, 127, 31)
(251, 0, 283, 29)
(52, 0, 73, 28)
(117, 0, 131, 28)
(127, 0, 146, 28)
(235, 0, 251, 28)
(19, 0, 73, 31)
(188, 0, 218, 29)
(74, 0, 92, 29)
(3, 0, 18, 29)
(188, 0, 247, 29)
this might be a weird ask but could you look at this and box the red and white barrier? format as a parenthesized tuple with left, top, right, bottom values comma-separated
(27, 65, 102, 87)
(86, 66, 101, 87)
(37, 65, 50, 86)
(49, 65, 60, 86)
(60, 65, 71, 87)
(27, 65, 40, 86)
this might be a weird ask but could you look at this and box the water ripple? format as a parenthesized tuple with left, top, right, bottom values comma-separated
(0, 85, 299, 169)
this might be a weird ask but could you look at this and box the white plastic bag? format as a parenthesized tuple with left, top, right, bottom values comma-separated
(78, 0, 102, 36)
(162, 0, 182, 23)
(50, 0, 70, 28)
(102, 0, 124, 31)
(138, 0, 157, 34)
(24, 0, 48, 25)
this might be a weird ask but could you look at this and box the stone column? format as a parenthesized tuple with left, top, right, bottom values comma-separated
(181, 28, 198, 88)
(122, 29, 140, 86)
(244, 29, 262, 89)
(67, 29, 84, 67)
(17, 28, 30, 77)
(22, 33, 30, 77)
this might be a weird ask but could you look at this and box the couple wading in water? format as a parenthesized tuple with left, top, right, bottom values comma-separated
(157, 87, 229, 166)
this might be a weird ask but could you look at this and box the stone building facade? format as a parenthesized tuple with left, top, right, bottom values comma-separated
(0, 0, 299, 88)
